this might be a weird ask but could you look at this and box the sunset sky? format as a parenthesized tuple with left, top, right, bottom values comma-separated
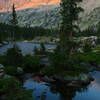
(0, 0, 60, 12)
(0, 0, 100, 13)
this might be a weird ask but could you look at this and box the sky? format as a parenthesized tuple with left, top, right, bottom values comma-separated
(0, 0, 60, 12)
(0, 0, 100, 13)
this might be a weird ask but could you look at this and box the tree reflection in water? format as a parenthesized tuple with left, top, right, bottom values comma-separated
(49, 83, 89, 100)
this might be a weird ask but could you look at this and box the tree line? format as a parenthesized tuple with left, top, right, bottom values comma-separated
(0, 22, 55, 41)
(0, 4, 59, 42)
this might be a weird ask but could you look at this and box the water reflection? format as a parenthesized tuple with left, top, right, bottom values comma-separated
(74, 71, 100, 100)
(24, 71, 100, 100)
(1, 42, 100, 100)
(24, 80, 60, 100)
(23, 78, 89, 100)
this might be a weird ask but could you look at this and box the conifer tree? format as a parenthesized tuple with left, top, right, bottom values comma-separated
(10, 4, 18, 41)
(60, 0, 83, 57)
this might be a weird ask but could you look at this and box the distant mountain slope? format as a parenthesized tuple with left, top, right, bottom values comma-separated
(81, 0, 100, 13)
(0, 0, 100, 30)
(80, 7, 100, 30)
(0, 4, 60, 28)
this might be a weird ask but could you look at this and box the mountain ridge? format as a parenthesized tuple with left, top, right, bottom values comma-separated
(0, 0, 100, 30)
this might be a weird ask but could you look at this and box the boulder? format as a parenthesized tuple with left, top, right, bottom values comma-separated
(0, 64, 5, 78)
(0, 64, 4, 69)
(17, 67, 23, 74)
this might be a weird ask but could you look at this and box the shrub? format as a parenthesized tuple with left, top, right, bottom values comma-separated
(0, 77, 33, 100)
(33, 46, 39, 55)
(83, 42, 92, 53)
(33, 43, 47, 55)
(5, 44, 23, 67)
(75, 52, 100, 64)
(0, 56, 6, 65)
(23, 55, 41, 73)
(4, 66, 17, 76)
(41, 66, 56, 76)
(40, 43, 46, 52)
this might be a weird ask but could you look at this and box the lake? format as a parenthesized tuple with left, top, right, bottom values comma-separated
(0, 42, 56, 55)
(0, 42, 100, 100)
(23, 71, 100, 100)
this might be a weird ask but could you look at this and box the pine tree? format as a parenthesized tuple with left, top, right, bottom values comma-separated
(10, 4, 18, 41)
(60, 0, 83, 57)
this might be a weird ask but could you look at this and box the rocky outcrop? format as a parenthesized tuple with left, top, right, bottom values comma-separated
(0, 64, 11, 79)
(50, 74, 94, 88)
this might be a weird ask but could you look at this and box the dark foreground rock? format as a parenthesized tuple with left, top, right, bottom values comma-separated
(44, 74, 94, 88)
(28, 73, 94, 88)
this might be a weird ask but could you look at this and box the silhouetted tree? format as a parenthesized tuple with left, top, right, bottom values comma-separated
(10, 4, 18, 41)
(60, 0, 83, 57)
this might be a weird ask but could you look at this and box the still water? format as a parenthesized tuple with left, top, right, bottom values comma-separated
(0, 42, 56, 55)
(0, 42, 100, 100)
(23, 71, 100, 100)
